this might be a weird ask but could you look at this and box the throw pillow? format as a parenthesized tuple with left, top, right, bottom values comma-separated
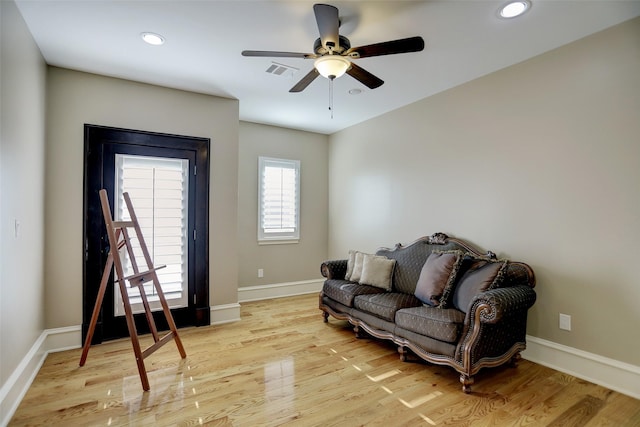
(345, 250, 357, 280)
(359, 254, 396, 290)
(447, 256, 509, 312)
(414, 250, 464, 306)
(350, 251, 366, 283)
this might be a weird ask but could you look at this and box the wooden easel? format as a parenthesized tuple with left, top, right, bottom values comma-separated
(79, 189, 186, 391)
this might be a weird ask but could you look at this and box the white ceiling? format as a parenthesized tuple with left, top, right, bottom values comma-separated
(15, 0, 640, 134)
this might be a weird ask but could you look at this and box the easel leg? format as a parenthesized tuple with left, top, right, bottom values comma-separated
(118, 278, 151, 391)
(79, 254, 113, 366)
(153, 278, 187, 358)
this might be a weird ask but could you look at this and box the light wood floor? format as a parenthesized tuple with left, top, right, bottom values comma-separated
(10, 294, 640, 426)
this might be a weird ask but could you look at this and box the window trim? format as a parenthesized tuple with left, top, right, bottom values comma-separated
(258, 156, 300, 244)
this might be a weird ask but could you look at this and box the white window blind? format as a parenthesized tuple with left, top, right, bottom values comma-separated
(113, 154, 189, 316)
(258, 157, 300, 242)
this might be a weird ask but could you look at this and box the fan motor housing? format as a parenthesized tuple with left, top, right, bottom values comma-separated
(314, 35, 351, 56)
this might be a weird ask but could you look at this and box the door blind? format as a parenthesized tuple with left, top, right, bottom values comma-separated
(113, 154, 189, 315)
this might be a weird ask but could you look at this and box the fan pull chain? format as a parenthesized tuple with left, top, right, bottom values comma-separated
(329, 77, 334, 119)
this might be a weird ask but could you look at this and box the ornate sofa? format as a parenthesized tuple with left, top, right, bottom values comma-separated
(319, 233, 536, 392)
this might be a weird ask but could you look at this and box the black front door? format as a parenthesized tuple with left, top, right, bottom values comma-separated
(83, 124, 210, 343)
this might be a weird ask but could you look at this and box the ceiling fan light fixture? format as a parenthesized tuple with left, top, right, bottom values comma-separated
(314, 55, 351, 79)
(499, 1, 531, 18)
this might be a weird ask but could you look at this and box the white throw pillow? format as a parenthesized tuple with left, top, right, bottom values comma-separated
(360, 254, 396, 290)
(345, 250, 358, 280)
(350, 251, 366, 282)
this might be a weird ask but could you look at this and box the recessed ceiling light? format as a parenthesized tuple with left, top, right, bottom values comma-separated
(348, 88, 362, 95)
(141, 32, 165, 46)
(499, 1, 531, 18)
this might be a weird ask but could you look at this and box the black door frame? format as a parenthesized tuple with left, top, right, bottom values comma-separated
(82, 124, 210, 344)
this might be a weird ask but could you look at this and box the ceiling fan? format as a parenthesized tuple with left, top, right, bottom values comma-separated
(242, 3, 425, 93)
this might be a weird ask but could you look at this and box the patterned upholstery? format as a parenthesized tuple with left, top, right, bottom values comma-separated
(321, 295, 353, 318)
(322, 279, 385, 307)
(320, 260, 348, 280)
(353, 310, 397, 336)
(395, 306, 465, 343)
(503, 262, 534, 287)
(376, 240, 471, 294)
(455, 286, 536, 362)
(394, 327, 457, 357)
(353, 292, 422, 322)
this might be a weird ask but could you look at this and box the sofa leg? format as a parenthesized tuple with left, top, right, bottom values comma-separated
(509, 352, 521, 368)
(354, 325, 368, 339)
(398, 346, 408, 362)
(460, 374, 474, 393)
(322, 311, 329, 323)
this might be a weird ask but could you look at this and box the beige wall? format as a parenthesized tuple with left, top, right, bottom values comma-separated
(44, 68, 240, 328)
(328, 17, 640, 366)
(238, 122, 328, 287)
(0, 0, 47, 418)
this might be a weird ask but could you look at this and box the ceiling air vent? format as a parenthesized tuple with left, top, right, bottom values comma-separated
(265, 62, 298, 78)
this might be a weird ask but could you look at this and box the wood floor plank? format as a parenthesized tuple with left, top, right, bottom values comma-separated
(585, 392, 640, 426)
(9, 293, 640, 426)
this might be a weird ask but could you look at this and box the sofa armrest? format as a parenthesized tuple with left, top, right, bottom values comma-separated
(469, 285, 537, 325)
(320, 259, 348, 280)
(455, 285, 536, 369)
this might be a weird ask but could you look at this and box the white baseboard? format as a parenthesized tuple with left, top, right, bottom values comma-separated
(0, 326, 82, 426)
(210, 303, 241, 325)
(238, 279, 323, 303)
(44, 325, 83, 353)
(211, 279, 322, 325)
(522, 335, 640, 399)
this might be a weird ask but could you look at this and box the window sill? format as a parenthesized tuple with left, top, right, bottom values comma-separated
(258, 239, 299, 246)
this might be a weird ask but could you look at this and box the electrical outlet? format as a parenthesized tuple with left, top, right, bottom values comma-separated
(559, 313, 571, 331)
(258, 268, 264, 278)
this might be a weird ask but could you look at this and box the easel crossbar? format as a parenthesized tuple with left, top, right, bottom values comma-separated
(124, 265, 166, 286)
(142, 332, 178, 359)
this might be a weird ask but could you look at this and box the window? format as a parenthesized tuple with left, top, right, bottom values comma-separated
(258, 156, 300, 243)
(113, 154, 189, 316)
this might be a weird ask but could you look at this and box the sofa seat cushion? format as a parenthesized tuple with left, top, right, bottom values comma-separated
(395, 306, 465, 343)
(323, 279, 386, 307)
(353, 293, 422, 322)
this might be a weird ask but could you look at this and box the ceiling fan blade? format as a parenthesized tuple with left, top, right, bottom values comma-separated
(346, 63, 384, 89)
(289, 68, 320, 93)
(314, 3, 340, 51)
(242, 50, 315, 59)
(346, 36, 425, 58)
